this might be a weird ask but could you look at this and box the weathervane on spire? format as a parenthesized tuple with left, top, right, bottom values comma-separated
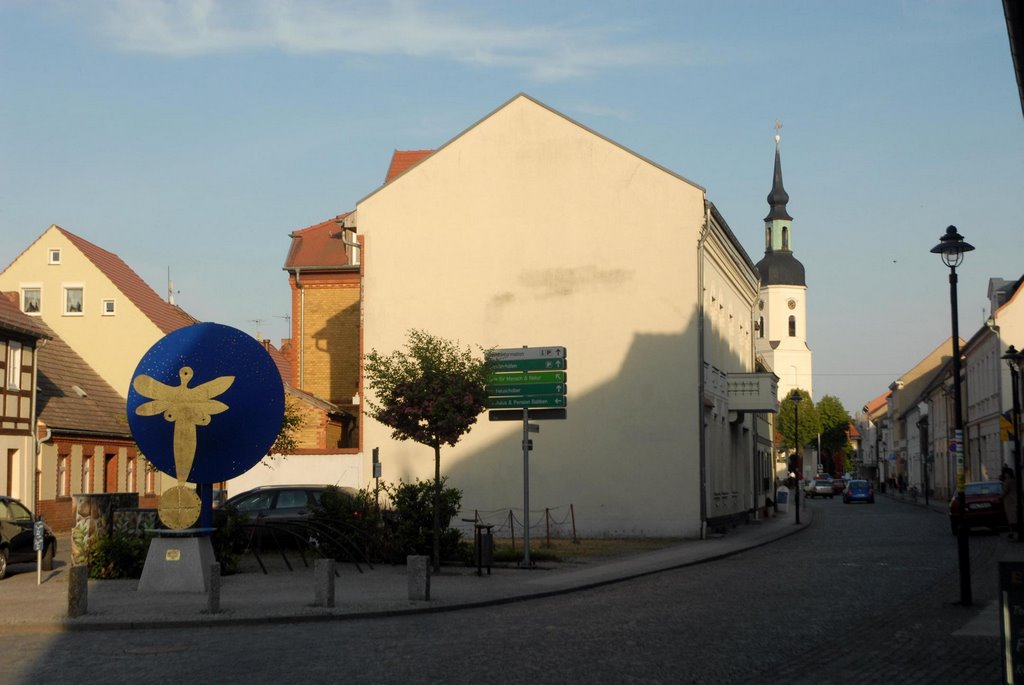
(774, 119, 783, 145)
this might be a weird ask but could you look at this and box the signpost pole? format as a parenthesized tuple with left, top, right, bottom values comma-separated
(33, 519, 44, 585)
(522, 407, 531, 566)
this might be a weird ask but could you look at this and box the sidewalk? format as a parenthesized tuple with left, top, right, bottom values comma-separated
(0, 506, 810, 633)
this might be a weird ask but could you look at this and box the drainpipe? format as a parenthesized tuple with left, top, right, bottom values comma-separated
(295, 267, 305, 390)
(697, 204, 710, 539)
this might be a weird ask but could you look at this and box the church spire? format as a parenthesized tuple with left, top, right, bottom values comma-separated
(755, 122, 805, 287)
(764, 121, 792, 222)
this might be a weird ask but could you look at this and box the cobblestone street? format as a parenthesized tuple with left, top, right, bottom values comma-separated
(6, 493, 1011, 684)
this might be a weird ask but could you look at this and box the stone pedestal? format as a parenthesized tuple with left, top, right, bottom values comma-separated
(138, 532, 215, 593)
(71, 493, 140, 564)
(67, 564, 88, 617)
(407, 555, 430, 601)
(314, 559, 335, 608)
(207, 563, 221, 613)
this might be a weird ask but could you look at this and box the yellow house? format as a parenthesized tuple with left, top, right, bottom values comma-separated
(0, 225, 197, 521)
(304, 94, 777, 537)
(0, 225, 196, 398)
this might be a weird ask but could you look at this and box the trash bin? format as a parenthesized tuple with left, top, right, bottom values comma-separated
(775, 487, 790, 513)
(474, 523, 494, 576)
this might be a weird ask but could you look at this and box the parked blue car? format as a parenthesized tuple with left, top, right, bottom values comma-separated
(843, 480, 875, 504)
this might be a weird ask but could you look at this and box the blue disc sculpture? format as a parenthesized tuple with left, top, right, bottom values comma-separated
(127, 322, 284, 529)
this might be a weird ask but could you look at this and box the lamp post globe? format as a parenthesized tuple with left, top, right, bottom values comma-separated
(932, 225, 974, 606)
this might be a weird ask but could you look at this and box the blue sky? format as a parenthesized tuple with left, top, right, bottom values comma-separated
(1, 0, 1021, 415)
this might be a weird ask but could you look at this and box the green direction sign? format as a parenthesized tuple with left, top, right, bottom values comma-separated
(485, 394, 567, 409)
(485, 370, 565, 385)
(486, 382, 565, 397)
(489, 358, 566, 372)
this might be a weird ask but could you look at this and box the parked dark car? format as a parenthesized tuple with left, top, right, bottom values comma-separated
(949, 481, 1007, 534)
(843, 480, 874, 504)
(0, 495, 57, 579)
(225, 485, 358, 525)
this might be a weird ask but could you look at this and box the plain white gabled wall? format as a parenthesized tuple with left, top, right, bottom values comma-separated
(355, 96, 711, 537)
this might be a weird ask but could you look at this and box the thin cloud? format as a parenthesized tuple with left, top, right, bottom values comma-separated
(65, 0, 695, 81)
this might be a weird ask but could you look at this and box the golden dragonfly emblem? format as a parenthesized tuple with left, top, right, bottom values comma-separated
(133, 366, 235, 487)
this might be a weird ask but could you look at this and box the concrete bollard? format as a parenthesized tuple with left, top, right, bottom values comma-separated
(207, 563, 221, 614)
(314, 558, 335, 608)
(407, 555, 430, 601)
(67, 564, 88, 618)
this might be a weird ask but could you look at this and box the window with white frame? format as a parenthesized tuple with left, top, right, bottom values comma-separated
(64, 286, 84, 314)
(102, 299, 115, 316)
(6, 341, 22, 390)
(49, 248, 61, 264)
(21, 287, 41, 314)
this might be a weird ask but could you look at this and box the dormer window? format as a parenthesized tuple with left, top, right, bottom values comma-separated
(49, 249, 61, 265)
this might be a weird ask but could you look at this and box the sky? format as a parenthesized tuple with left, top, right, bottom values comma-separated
(1, 0, 1022, 416)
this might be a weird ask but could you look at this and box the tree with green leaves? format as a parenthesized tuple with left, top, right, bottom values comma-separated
(363, 329, 489, 571)
(778, 389, 820, 475)
(816, 395, 852, 476)
(270, 395, 305, 455)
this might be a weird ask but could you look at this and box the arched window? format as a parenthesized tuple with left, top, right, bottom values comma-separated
(765, 227, 771, 250)
(788, 315, 796, 337)
(782, 226, 789, 250)
(759, 316, 764, 338)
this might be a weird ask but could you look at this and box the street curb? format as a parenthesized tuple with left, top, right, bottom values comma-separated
(2, 511, 813, 634)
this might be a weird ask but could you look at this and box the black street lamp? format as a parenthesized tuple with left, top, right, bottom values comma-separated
(1003, 344, 1024, 540)
(931, 225, 974, 606)
(790, 389, 802, 525)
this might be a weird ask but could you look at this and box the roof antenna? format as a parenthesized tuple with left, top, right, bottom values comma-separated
(167, 267, 180, 305)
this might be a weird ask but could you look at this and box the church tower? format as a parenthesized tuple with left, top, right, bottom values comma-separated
(754, 126, 813, 400)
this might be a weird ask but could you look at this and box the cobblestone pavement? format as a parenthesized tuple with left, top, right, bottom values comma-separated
(4, 493, 1010, 684)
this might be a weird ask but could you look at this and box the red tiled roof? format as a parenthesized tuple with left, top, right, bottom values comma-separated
(260, 339, 293, 386)
(56, 226, 197, 335)
(863, 391, 891, 415)
(283, 214, 354, 270)
(385, 149, 433, 183)
(0, 292, 49, 340)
